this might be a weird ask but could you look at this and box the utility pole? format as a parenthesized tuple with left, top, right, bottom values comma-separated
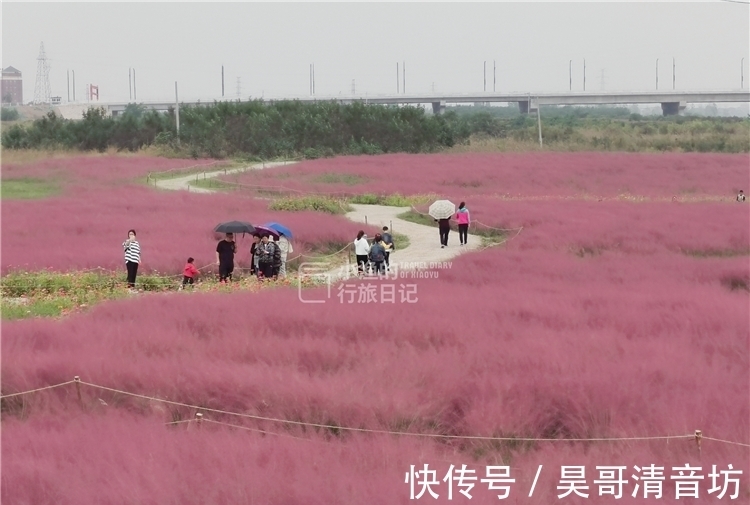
(484, 61, 486, 92)
(222, 66, 225, 97)
(129, 68, 132, 100)
(175, 81, 180, 143)
(312, 64, 315, 95)
(396, 62, 399, 94)
(672, 57, 675, 90)
(493, 60, 496, 92)
(536, 98, 543, 148)
(742, 58, 745, 89)
(569, 60, 572, 91)
(72, 70, 76, 101)
(583, 59, 586, 91)
(132, 69, 136, 100)
(352, 79, 355, 95)
(656, 58, 659, 90)
(403, 61, 405, 94)
(236, 77, 241, 99)
(67, 69, 70, 102)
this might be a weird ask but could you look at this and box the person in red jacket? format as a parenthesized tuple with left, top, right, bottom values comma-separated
(182, 257, 199, 288)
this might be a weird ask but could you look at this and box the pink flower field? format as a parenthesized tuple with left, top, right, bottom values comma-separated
(2, 153, 749, 504)
(1, 157, 374, 274)
(219, 152, 750, 200)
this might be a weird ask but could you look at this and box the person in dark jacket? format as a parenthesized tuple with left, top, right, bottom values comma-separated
(256, 235, 280, 280)
(249, 235, 260, 276)
(369, 233, 387, 276)
(381, 226, 394, 271)
(435, 217, 451, 248)
(215, 233, 236, 283)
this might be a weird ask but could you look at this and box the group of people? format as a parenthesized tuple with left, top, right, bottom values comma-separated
(353, 226, 395, 277)
(435, 201, 471, 248)
(215, 232, 294, 284)
(121, 229, 294, 291)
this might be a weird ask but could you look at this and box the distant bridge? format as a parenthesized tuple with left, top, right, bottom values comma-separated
(103, 90, 750, 117)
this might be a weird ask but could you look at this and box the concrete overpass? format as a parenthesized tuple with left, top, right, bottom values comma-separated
(104, 90, 750, 117)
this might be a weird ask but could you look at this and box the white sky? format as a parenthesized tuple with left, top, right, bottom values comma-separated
(2, 1, 749, 103)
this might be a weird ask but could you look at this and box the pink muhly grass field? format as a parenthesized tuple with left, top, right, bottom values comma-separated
(1, 155, 223, 188)
(222, 152, 750, 199)
(1, 185, 367, 274)
(2, 411, 746, 504)
(2, 244, 748, 502)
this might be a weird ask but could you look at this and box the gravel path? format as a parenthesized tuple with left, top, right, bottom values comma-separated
(152, 161, 296, 193)
(152, 161, 483, 280)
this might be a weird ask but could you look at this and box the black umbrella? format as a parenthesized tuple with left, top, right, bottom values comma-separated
(214, 221, 256, 234)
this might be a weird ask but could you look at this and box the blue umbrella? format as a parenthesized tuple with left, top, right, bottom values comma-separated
(264, 222, 293, 240)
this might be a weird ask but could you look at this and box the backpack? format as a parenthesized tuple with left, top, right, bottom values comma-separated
(382, 232, 394, 250)
(370, 244, 385, 263)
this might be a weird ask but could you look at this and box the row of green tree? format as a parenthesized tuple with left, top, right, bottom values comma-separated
(1, 101, 461, 158)
(2, 101, 748, 156)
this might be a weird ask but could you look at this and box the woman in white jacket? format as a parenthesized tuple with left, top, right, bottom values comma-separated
(353, 230, 370, 277)
(277, 234, 294, 278)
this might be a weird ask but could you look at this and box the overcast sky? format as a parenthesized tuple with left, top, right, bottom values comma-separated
(2, 1, 749, 104)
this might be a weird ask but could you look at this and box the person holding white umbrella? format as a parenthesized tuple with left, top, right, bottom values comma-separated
(429, 200, 456, 248)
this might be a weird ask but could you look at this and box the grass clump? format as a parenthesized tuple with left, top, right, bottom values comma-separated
(0, 177, 60, 200)
(311, 173, 367, 185)
(348, 193, 439, 207)
(269, 195, 350, 214)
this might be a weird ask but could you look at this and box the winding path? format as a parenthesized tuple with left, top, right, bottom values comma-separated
(152, 161, 484, 279)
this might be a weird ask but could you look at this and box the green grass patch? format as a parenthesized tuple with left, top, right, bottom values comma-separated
(189, 178, 240, 191)
(391, 232, 410, 251)
(269, 195, 351, 214)
(310, 173, 368, 185)
(348, 193, 439, 207)
(0, 177, 60, 200)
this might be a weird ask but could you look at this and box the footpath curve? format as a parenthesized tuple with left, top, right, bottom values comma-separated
(152, 161, 484, 279)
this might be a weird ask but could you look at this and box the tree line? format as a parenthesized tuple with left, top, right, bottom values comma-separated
(2, 101, 748, 156)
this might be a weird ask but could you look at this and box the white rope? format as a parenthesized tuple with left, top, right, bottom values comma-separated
(4, 379, 749, 447)
(0, 380, 77, 399)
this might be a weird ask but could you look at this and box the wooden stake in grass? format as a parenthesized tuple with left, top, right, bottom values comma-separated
(196, 412, 203, 428)
(694, 429, 702, 457)
(74, 376, 83, 408)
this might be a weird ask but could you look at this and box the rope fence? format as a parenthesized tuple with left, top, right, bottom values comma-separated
(2, 377, 749, 449)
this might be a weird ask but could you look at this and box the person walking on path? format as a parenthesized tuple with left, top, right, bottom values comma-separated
(216, 233, 237, 283)
(257, 235, 280, 280)
(456, 202, 471, 246)
(354, 230, 371, 277)
(122, 229, 141, 290)
(381, 226, 394, 271)
(182, 257, 199, 289)
(436, 217, 451, 248)
(277, 234, 294, 278)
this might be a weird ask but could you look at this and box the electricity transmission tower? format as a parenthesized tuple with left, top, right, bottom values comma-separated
(34, 42, 52, 104)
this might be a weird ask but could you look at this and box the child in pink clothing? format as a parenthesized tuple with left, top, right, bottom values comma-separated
(455, 202, 470, 246)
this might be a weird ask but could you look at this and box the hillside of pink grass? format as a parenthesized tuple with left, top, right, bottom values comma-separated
(1, 185, 372, 274)
(2, 153, 749, 503)
(222, 152, 750, 199)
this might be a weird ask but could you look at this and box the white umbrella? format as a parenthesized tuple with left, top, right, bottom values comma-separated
(428, 200, 456, 220)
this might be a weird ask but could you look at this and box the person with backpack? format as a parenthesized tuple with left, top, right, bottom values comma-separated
(369, 233, 387, 276)
(381, 226, 394, 271)
(256, 235, 279, 280)
(455, 202, 471, 246)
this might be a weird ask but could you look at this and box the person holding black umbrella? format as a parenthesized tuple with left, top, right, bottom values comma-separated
(216, 233, 237, 283)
